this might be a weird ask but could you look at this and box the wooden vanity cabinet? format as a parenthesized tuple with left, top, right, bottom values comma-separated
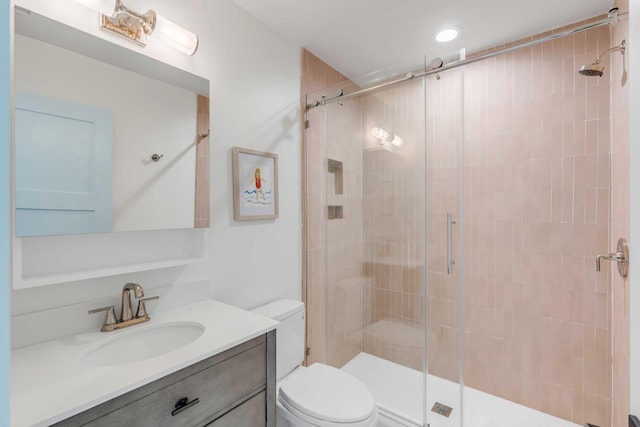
(54, 331, 276, 427)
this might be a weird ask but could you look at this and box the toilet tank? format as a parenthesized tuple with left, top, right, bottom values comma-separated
(251, 299, 305, 381)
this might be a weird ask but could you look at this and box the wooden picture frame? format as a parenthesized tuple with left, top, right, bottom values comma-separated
(232, 147, 279, 221)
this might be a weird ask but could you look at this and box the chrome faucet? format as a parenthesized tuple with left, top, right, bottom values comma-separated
(595, 237, 629, 278)
(121, 282, 144, 322)
(596, 252, 627, 271)
(89, 282, 159, 332)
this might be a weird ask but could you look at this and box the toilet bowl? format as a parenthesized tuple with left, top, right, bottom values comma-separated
(252, 299, 378, 427)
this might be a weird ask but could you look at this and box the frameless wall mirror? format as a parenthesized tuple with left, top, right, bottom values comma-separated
(13, 7, 210, 237)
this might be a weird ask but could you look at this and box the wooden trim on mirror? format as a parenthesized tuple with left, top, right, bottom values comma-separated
(195, 95, 210, 228)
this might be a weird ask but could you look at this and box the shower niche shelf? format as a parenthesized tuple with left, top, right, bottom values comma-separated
(327, 159, 343, 195)
(328, 205, 344, 220)
(327, 159, 344, 220)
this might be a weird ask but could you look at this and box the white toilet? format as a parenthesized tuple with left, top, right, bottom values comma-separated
(252, 299, 378, 427)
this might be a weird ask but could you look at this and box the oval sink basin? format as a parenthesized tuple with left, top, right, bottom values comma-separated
(83, 321, 205, 366)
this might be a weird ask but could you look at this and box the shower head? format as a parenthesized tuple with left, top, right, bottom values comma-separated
(578, 62, 605, 77)
(578, 39, 625, 77)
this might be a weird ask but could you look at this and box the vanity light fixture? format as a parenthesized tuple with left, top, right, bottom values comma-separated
(371, 127, 403, 147)
(435, 27, 460, 43)
(74, 0, 199, 55)
(390, 135, 403, 147)
(371, 126, 392, 144)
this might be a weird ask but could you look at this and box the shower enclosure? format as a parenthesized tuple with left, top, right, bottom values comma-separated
(302, 15, 619, 427)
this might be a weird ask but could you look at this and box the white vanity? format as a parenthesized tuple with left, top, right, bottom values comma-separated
(11, 300, 278, 426)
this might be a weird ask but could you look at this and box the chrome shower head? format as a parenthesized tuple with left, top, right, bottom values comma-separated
(578, 39, 625, 77)
(579, 62, 605, 77)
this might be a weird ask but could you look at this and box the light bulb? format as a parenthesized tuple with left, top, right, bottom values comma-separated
(371, 126, 396, 144)
(435, 28, 459, 43)
(154, 15, 199, 56)
(380, 129, 393, 142)
(73, 0, 117, 16)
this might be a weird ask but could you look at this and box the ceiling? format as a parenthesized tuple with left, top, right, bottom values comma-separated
(233, 0, 614, 81)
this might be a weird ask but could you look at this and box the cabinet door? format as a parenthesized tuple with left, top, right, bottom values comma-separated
(206, 392, 265, 427)
(53, 333, 275, 427)
(82, 343, 266, 427)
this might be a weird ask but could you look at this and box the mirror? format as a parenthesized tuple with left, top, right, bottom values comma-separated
(14, 7, 210, 237)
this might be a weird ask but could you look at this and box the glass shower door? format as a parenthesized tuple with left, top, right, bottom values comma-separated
(323, 90, 366, 369)
(424, 66, 465, 427)
(321, 76, 430, 426)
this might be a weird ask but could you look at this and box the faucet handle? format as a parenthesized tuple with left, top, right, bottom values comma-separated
(88, 305, 117, 330)
(135, 296, 159, 319)
(595, 237, 629, 278)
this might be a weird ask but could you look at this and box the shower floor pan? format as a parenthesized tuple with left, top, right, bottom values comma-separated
(342, 352, 581, 427)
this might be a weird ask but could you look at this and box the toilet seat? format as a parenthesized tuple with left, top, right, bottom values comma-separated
(278, 363, 377, 426)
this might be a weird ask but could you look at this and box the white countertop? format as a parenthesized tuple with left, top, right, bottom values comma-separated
(10, 299, 278, 427)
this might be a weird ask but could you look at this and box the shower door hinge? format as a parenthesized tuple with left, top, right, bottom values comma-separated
(306, 347, 311, 356)
(305, 119, 310, 129)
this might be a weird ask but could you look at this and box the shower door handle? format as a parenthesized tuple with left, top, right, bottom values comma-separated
(447, 212, 456, 275)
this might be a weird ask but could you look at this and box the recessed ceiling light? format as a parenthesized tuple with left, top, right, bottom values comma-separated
(435, 28, 460, 43)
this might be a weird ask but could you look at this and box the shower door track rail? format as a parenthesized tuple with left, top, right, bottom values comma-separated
(306, 12, 628, 110)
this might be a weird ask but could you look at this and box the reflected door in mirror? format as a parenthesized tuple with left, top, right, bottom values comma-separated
(15, 92, 113, 237)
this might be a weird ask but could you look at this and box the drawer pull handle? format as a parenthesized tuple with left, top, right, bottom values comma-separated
(172, 396, 200, 416)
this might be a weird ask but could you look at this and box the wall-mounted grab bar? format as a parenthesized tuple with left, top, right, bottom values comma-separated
(447, 213, 456, 275)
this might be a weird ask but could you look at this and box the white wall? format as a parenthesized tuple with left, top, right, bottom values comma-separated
(630, 0, 640, 418)
(0, 0, 10, 423)
(197, 0, 302, 307)
(10, 0, 301, 322)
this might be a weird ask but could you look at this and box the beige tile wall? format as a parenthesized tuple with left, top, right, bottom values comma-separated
(457, 20, 614, 426)
(425, 68, 464, 383)
(360, 78, 427, 371)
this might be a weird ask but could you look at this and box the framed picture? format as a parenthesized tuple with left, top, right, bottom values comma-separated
(232, 147, 279, 221)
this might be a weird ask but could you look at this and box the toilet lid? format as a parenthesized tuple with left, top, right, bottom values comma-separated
(279, 363, 376, 424)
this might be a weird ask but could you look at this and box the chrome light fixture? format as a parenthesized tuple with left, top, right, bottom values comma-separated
(74, 0, 199, 55)
(371, 127, 403, 147)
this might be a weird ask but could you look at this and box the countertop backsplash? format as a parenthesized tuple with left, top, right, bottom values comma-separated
(11, 279, 210, 349)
